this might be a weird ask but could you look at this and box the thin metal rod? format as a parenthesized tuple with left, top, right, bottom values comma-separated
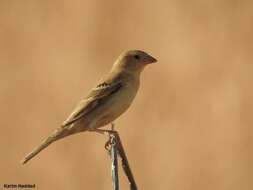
(110, 135, 119, 190)
(106, 124, 137, 190)
(113, 132, 137, 190)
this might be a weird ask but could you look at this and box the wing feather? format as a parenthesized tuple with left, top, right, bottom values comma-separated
(62, 80, 123, 127)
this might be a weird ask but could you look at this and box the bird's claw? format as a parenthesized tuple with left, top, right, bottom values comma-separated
(105, 138, 112, 151)
(104, 133, 117, 151)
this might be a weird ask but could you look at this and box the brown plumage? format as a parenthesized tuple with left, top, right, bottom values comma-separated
(21, 50, 157, 164)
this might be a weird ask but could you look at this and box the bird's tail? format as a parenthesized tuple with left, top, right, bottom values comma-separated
(20, 135, 56, 165)
(20, 127, 69, 165)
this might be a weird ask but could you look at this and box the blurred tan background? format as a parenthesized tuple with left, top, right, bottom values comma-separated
(1, 0, 253, 189)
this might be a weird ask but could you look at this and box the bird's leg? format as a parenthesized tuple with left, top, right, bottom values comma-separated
(91, 123, 116, 135)
(111, 123, 115, 130)
(90, 123, 118, 150)
(105, 123, 117, 150)
(91, 129, 116, 135)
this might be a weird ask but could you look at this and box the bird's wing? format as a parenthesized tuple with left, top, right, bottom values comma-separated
(62, 79, 123, 127)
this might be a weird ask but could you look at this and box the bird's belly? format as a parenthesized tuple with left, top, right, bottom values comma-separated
(96, 85, 138, 127)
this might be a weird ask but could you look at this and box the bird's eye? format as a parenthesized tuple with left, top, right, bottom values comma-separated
(134, 55, 140, 60)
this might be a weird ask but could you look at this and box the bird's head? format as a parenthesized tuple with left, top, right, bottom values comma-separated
(112, 50, 157, 74)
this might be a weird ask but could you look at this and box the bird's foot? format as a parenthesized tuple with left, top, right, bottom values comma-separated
(90, 123, 118, 150)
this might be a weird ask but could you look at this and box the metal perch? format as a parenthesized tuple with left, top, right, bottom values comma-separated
(110, 134, 119, 190)
(106, 125, 138, 190)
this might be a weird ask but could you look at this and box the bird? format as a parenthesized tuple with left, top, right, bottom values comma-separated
(21, 49, 157, 164)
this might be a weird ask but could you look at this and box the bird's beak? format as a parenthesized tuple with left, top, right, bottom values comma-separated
(147, 55, 157, 64)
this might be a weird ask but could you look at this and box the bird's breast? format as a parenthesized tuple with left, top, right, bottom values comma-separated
(96, 80, 139, 127)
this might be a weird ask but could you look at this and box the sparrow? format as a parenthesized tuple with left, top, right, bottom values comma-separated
(21, 49, 157, 164)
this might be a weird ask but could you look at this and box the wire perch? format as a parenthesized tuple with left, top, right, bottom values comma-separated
(109, 131, 119, 190)
(106, 124, 138, 190)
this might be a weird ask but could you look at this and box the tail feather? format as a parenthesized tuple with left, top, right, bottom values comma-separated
(20, 127, 72, 165)
(20, 135, 55, 165)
